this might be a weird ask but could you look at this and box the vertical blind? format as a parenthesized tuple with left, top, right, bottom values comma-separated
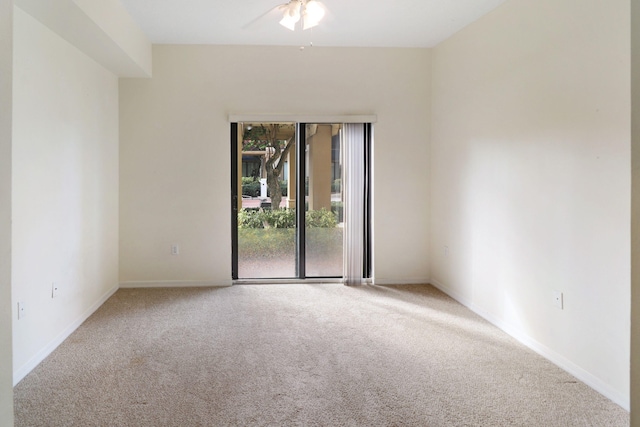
(342, 123, 365, 285)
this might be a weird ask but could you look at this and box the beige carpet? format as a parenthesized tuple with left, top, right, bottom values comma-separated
(14, 284, 628, 426)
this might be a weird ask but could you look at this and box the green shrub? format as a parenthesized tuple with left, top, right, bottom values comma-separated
(241, 177, 260, 197)
(263, 208, 295, 228)
(306, 208, 337, 228)
(238, 209, 264, 228)
(238, 208, 296, 229)
(238, 207, 337, 229)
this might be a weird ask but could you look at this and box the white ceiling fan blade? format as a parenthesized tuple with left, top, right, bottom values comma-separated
(242, 4, 288, 30)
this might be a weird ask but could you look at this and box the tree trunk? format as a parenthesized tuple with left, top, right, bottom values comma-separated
(264, 134, 294, 211)
(267, 172, 282, 210)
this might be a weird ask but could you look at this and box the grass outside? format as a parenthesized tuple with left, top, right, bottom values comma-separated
(238, 228, 343, 259)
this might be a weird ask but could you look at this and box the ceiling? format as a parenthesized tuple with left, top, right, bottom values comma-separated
(119, 0, 509, 48)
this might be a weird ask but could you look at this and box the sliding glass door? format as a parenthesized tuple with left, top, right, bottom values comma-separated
(232, 123, 297, 279)
(304, 124, 343, 277)
(231, 122, 370, 281)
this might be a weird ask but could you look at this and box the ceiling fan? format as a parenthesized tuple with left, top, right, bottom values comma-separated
(244, 0, 327, 31)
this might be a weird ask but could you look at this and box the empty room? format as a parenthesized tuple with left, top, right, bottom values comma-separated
(2, 0, 640, 425)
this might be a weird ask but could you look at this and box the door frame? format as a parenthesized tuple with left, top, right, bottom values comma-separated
(230, 120, 373, 281)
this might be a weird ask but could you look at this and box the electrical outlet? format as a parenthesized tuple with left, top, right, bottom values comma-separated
(171, 244, 180, 255)
(552, 291, 563, 309)
(444, 246, 449, 257)
(17, 301, 26, 319)
(52, 282, 59, 298)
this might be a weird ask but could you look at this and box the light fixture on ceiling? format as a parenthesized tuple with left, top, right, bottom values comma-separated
(279, 0, 326, 31)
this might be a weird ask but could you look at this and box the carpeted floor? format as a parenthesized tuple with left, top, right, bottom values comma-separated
(14, 284, 629, 426)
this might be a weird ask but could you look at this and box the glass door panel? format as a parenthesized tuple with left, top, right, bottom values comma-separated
(304, 124, 343, 277)
(236, 122, 297, 279)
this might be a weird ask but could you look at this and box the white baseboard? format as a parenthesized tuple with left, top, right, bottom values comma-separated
(429, 279, 630, 411)
(13, 284, 119, 386)
(119, 280, 230, 288)
(373, 277, 430, 286)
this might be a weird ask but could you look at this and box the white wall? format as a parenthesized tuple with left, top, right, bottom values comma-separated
(119, 45, 431, 286)
(12, 7, 120, 383)
(430, 0, 630, 408)
(73, 0, 152, 76)
(631, 0, 640, 423)
(14, 0, 152, 77)
(0, 0, 13, 423)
